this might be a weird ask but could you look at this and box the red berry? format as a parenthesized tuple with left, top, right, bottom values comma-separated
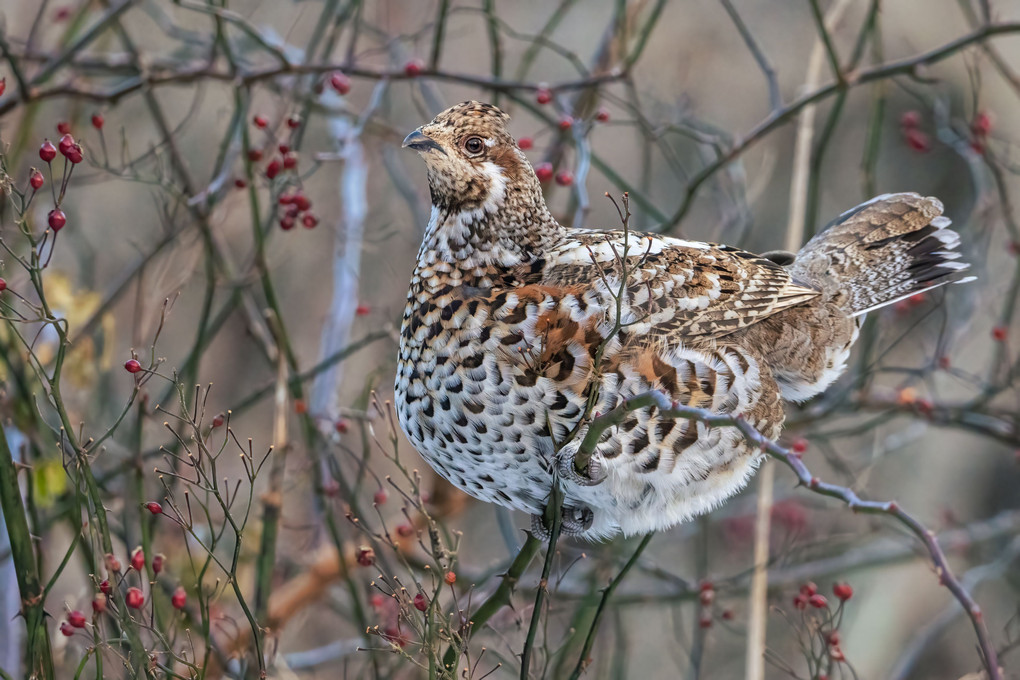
(555, 170, 573, 187)
(91, 113, 104, 130)
(413, 593, 428, 611)
(106, 553, 121, 574)
(152, 553, 164, 575)
(356, 303, 371, 316)
(833, 582, 853, 601)
(294, 194, 311, 211)
(721, 609, 734, 621)
(212, 413, 225, 428)
(518, 137, 533, 150)
(234, 178, 247, 189)
(829, 646, 845, 662)
(827, 630, 841, 646)
(253, 114, 268, 129)
(59, 621, 74, 637)
(373, 488, 388, 505)
(905, 128, 930, 152)
(283, 152, 298, 169)
(48, 209, 66, 231)
(125, 587, 144, 609)
(130, 547, 145, 572)
(356, 547, 375, 567)
(809, 594, 828, 609)
(396, 523, 414, 538)
(302, 213, 318, 229)
(247, 149, 263, 162)
(58, 133, 75, 155)
(992, 326, 1007, 342)
(39, 140, 57, 162)
(99, 579, 112, 595)
(699, 612, 713, 629)
(791, 437, 808, 454)
(699, 589, 715, 606)
(800, 582, 817, 596)
(793, 594, 808, 610)
(403, 59, 423, 77)
(92, 594, 107, 614)
(171, 586, 186, 609)
(278, 144, 290, 154)
(444, 570, 456, 585)
(536, 87, 552, 105)
(558, 116, 573, 131)
(972, 111, 993, 137)
(0, 78, 5, 97)
(124, 359, 142, 373)
(294, 399, 307, 414)
(64, 144, 83, 164)
(279, 192, 295, 205)
(596, 108, 610, 122)
(329, 71, 351, 94)
(0, 279, 6, 292)
(265, 158, 281, 179)
(287, 116, 302, 129)
(335, 419, 349, 434)
(535, 162, 553, 183)
(68, 610, 86, 628)
(145, 502, 162, 515)
(57, 121, 71, 135)
(900, 110, 920, 128)
(30, 169, 44, 190)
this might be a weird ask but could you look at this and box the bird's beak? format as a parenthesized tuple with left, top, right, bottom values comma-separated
(402, 129, 446, 155)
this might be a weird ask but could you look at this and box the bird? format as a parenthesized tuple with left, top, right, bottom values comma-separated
(394, 100, 972, 540)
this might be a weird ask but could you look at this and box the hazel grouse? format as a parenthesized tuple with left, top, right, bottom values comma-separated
(395, 101, 971, 539)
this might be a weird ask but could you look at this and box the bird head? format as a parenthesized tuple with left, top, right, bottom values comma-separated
(403, 101, 539, 215)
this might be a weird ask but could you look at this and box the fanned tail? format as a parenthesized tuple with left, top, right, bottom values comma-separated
(791, 192, 973, 317)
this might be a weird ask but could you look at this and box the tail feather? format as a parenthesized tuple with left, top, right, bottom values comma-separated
(791, 193, 973, 317)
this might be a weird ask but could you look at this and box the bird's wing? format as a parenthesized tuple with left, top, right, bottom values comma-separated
(536, 230, 820, 341)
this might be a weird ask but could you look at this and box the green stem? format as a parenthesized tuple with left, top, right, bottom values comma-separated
(0, 420, 54, 680)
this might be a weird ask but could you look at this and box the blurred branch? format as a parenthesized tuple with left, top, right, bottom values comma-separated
(718, 0, 780, 110)
(665, 20, 1020, 231)
(0, 61, 625, 115)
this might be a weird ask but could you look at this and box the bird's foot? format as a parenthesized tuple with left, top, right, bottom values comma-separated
(557, 442, 607, 487)
(531, 503, 594, 540)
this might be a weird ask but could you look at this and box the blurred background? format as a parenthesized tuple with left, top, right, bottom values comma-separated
(1, 1, 1019, 678)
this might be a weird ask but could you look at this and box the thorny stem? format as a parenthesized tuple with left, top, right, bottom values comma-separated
(567, 534, 653, 680)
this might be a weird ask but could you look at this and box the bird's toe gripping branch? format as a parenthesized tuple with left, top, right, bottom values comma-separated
(531, 504, 594, 540)
(557, 440, 608, 487)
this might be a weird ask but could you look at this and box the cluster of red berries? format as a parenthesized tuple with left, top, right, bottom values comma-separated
(63, 546, 186, 637)
(277, 188, 318, 230)
(900, 111, 930, 153)
(533, 162, 574, 187)
(694, 581, 735, 629)
(521, 96, 610, 188)
(793, 581, 852, 611)
(246, 116, 321, 229)
(36, 122, 94, 234)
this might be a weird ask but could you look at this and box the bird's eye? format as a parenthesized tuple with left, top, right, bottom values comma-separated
(463, 136, 485, 156)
